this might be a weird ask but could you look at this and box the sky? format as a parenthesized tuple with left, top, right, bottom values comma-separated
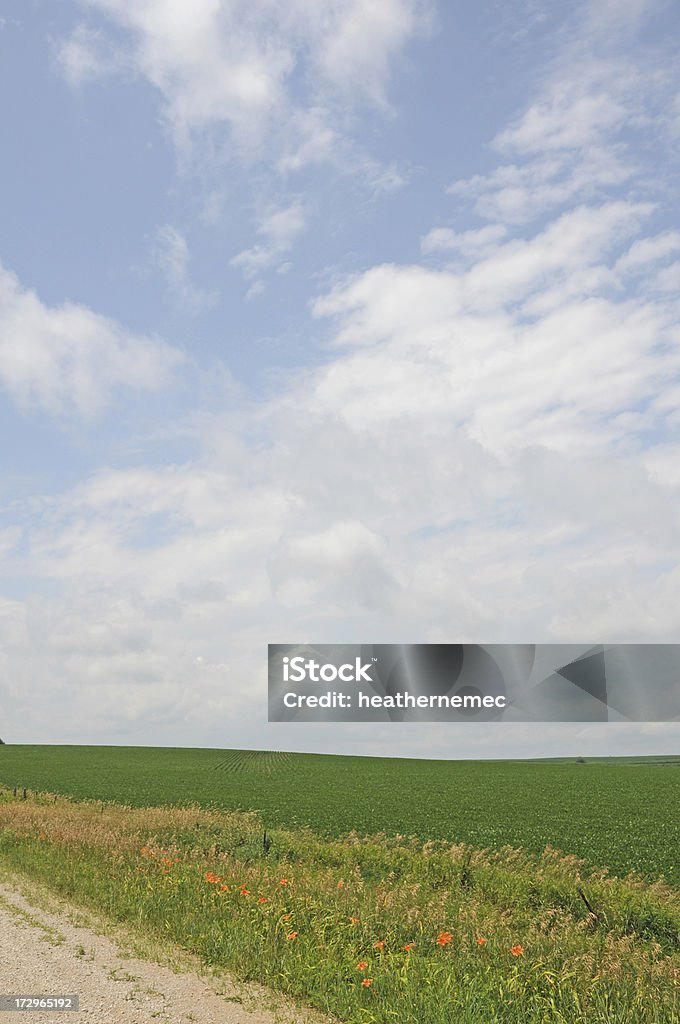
(0, 0, 679, 758)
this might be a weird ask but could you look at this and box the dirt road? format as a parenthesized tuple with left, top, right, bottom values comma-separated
(0, 879, 326, 1024)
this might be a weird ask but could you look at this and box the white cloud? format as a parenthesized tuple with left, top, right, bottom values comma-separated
(643, 444, 680, 487)
(420, 224, 507, 256)
(3, 329, 680, 744)
(311, 0, 424, 104)
(60, 0, 430, 161)
(268, 520, 394, 610)
(4, 380, 680, 746)
(57, 23, 126, 86)
(153, 224, 190, 287)
(447, 1, 676, 227)
(449, 145, 634, 225)
(276, 106, 340, 172)
(583, 0, 660, 38)
(615, 231, 680, 273)
(231, 202, 307, 280)
(0, 263, 183, 416)
(152, 224, 215, 310)
(651, 260, 680, 293)
(309, 201, 679, 456)
(493, 68, 629, 156)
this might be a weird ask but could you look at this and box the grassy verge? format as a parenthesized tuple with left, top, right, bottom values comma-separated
(0, 788, 678, 1023)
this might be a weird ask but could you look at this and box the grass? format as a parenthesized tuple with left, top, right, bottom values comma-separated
(0, 746, 679, 884)
(0, 787, 677, 1023)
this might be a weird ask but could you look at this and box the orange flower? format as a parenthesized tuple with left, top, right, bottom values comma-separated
(220, 884, 229, 892)
(205, 872, 221, 884)
(436, 931, 453, 946)
(337, 880, 345, 888)
(286, 931, 298, 940)
(239, 887, 250, 896)
(361, 978, 372, 988)
(349, 916, 360, 924)
(279, 878, 290, 886)
(356, 961, 368, 971)
(373, 940, 385, 950)
(511, 945, 524, 957)
(282, 914, 292, 921)
(476, 937, 487, 946)
(402, 942, 415, 952)
(258, 897, 268, 904)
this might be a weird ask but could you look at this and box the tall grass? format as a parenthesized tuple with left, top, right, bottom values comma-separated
(0, 789, 677, 1023)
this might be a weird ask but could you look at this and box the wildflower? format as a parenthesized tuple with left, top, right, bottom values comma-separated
(337, 880, 345, 888)
(286, 931, 298, 940)
(258, 897, 268, 904)
(511, 945, 524, 957)
(349, 917, 360, 924)
(361, 978, 372, 988)
(239, 887, 250, 896)
(279, 879, 290, 886)
(220, 884, 229, 892)
(373, 940, 385, 950)
(356, 962, 368, 971)
(402, 943, 414, 952)
(282, 914, 292, 921)
(436, 932, 453, 946)
(205, 872, 220, 884)
(476, 937, 487, 946)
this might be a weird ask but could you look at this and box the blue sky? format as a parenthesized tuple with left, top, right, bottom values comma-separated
(0, 0, 679, 757)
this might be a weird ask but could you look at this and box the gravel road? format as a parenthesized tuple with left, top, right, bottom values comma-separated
(0, 880, 327, 1024)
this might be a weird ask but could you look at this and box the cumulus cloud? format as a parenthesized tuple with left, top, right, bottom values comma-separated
(0, 264, 183, 416)
(59, 0, 430, 161)
(310, 199, 680, 460)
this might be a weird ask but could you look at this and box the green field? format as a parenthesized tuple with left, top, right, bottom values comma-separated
(0, 745, 678, 885)
(0, 746, 678, 1022)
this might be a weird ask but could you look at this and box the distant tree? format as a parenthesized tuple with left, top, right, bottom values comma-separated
(575, 756, 585, 763)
